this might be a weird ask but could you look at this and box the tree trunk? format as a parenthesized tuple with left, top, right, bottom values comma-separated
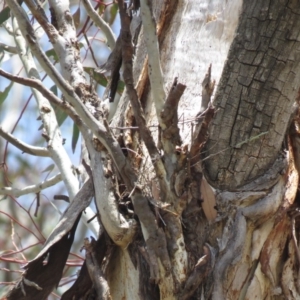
(106, 0, 300, 299)
(3, 0, 300, 299)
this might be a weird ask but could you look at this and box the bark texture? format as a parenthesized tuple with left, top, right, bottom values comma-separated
(204, 0, 300, 190)
(3, 0, 300, 299)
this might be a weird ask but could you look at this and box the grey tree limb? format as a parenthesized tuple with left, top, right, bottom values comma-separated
(0, 126, 50, 157)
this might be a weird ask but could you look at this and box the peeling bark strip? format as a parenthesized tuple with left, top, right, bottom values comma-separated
(6, 217, 80, 300)
(118, 1, 190, 296)
(4, 0, 300, 299)
(181, 245, 214, 300)
(61, 233, 108, 299)
(118, 1, 175, 293)
(5, 179, 93, 300)
(118, 2, 167, 186)
(84, 238, 111, 300)
(161, 77, 186, 147)
(204, 0, 300, 190)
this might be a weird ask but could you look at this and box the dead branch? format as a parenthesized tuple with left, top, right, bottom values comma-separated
(84, 237, 111, 300)
(161, 77, 186, 147)
(61, 233, 108, 299)
(0, 126, 49, 157)
(118, 1, 168, 192)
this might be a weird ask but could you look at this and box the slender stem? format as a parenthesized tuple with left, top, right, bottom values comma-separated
(82, 0, 116, 50)
(0, 174, 62, 197)
(0, 126, 50, 157)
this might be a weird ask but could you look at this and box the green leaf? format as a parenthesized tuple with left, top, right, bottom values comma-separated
(56, 110, 68, 126)
(72, 123, 80, 153)
(98, 4, 106, 16)
(109, 4, 119, 25)
(50, 85, 58, 95)
(84, 67, 124, 94)
(45, 48, 59, 61)
(84, 67, 108, 87)
(0, 7, 11, 26)
(117, 80, 125, 94)
(0, 1, 23, 26)
(41, 164, 55, 173)
(0, 81, 14, 106)
(49, 85, 68, 126)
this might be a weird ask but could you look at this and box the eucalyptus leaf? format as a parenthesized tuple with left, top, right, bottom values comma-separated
(49, 85, 68, 126)
(0, 1, 23, 25)
(84, 67, 108, 87)
(73, 6, 81, 30)
(45, 48, 58, 61)
(0, 7, 11, 26)
(42, 164, 55, 173)
(71, 123, 79, 153)
(50, 85, 58, 96)
(109, 4, 119, 25)
(84, 67, 124, 93)
(0, 81, 14, 106)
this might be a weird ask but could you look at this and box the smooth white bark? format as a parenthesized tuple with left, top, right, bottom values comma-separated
(0, 174, 62, 197)
(82, 0, 116, 50)
(0, 126, 50, 156)
(6, 1, 99, 235)
(158, 0, 243, 144)
(140, 0, 166, 127)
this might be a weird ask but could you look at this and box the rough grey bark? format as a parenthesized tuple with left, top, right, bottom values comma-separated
(196, 1, 300, 299)
(204, 0, 300, 190)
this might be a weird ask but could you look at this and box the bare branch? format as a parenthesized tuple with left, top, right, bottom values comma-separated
(48, 0, 87, 86)
(88, 143, 136, 247)
(0, 68, 94, 149)
(24, 0, 86, 87)
(190, 105, 215, 168)
(140, 0, 166, 128)
(5, 6, 99, 235)
(181, 245, 213, 300)
(0, 173, 62, 197)
(33, 178, 94, 261)
(0, 69, 135, 245)
(119, 3, 188, 290)
(22, 1, 135, 242)
(11, 14, 80, 199)
(84, 237, 111, 300)
(201, 64, 215, 113)
(27, 0, 136, 244)
(119, 1, 167, 189)
(0, 68, 83, 127)
(0, 42, 18, 54)
(0, 126, 49, 157)
(4, 1, 136, 190)
(132, 193, 172, 283)
(213, 210, 247, 299)
(82, 0, 116, 50)
(161, 77, 186, 150)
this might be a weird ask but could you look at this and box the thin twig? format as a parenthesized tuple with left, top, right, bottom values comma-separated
(0, 173, 62, 197)
(83, 33, 99, 67)
(0, 126, 49, 157)
(0, 42, 18, 54)
(34, 192, 40, 217)
(82, 0, 116, 50)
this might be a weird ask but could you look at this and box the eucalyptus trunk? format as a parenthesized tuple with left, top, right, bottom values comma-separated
(3, 0, 300, 300)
